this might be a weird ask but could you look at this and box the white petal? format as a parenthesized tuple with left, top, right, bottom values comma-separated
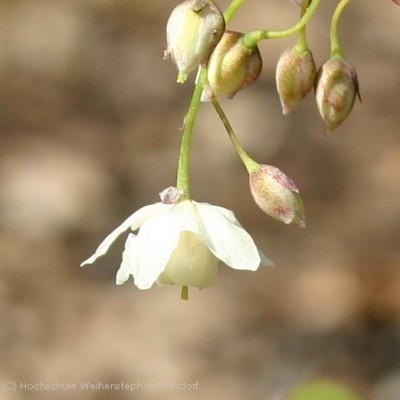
(116, 233, 140, 285)
(80, 202, 171, 266)
(195, 203, 262, 271)
(198, 202, 240, 225)
(133, 210, 181, 289)
(197, 202, 275, 267)
(172, 200, 199, 233)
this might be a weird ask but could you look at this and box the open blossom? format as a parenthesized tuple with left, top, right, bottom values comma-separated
(81, 187, 274, 291)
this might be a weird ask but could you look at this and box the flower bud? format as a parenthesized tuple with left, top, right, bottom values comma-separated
(164, 0, 225, 84)
(315, 58, 361, 131)
(249, 165, 305, 227)
(275, 47, 317, 114)
(201, 30, 262, 101)
(391, 0, 400, 5)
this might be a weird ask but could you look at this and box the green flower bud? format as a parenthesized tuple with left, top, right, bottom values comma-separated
(249, 164, 305, 227)
(315, 58, 361, 131)
(276, 47, 317, 114)
(201, 30, 263, 101)
(164, 0, 225, 84)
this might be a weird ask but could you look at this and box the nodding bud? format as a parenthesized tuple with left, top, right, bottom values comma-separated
(201, 30, 262, 101)
(165, 0, 225, 84)
(315, 58, 361, 131)
(249, 165, 305, 228)
(275, 47, 317, 114)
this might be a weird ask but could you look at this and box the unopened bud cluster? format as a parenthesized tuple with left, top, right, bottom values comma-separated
(165, 0, 262, 97)
(276, 49, 360, 131)
(274, 1, 365, 132)
(166, 0, 363, 131)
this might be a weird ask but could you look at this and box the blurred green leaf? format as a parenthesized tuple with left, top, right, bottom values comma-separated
(287, 379, 364, 400)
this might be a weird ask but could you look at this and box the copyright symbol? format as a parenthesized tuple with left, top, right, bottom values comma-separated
(3, 381, 16, 391)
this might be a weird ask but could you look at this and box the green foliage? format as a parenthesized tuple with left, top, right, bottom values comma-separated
(287, 379, 364, 400)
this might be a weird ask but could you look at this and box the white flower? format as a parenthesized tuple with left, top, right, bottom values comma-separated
(81, 192, 274, 291)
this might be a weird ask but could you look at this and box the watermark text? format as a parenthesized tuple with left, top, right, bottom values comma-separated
(2, 380, 199, 393)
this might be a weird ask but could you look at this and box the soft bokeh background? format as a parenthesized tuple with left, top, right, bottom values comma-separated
(1, 1, 399, 399)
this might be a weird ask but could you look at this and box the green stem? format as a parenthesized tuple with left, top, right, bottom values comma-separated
(211, 98, 259, 174)
(330, 0, 352, 58)
(297, 0, 311, 51)
(175, 0, 248, 198)
(223, 0, 246, 23)
(176, 68, 207, 199)
(242, 0, 321, 49)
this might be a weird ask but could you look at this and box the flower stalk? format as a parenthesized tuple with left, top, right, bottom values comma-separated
(223, 0, 246, 23)
(330, 0, 352, 58)
(212, 98, 305, 227)
(211, 98, 259, 174)
(176, 68, 208, 199)
(181, 285, 189, 300)
(241, 0, 321, 49)
(297, 0, 311, 51)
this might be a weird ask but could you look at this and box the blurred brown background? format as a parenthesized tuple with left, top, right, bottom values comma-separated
(0, 1, 399, 399)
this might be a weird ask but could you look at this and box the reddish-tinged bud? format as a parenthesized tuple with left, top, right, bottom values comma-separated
(201, 30, 262, 101)
(391, 0, 400, 5)
(165, 0, 225, 83)
(315, 58, 361, 131)
(249, 165, 305, 227)
(276, 47, 317, 114)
